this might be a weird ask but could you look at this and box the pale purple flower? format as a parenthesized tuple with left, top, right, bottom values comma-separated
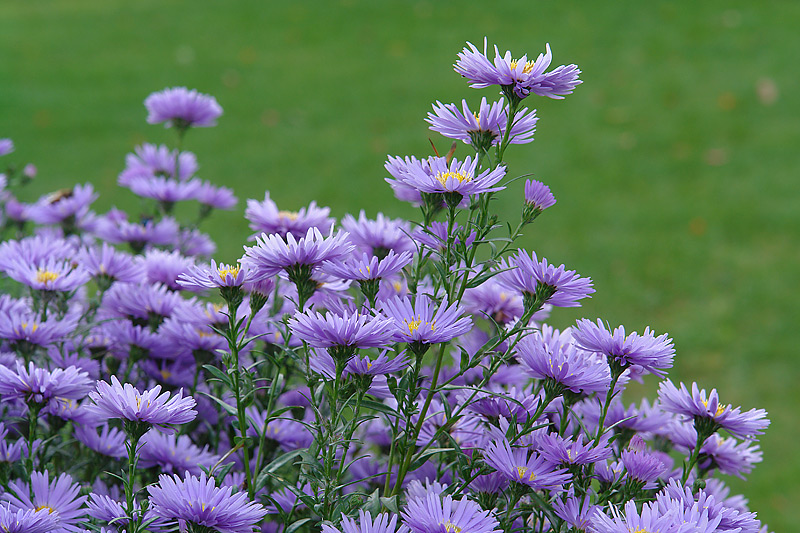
(426, 97, 538, 148)
(462, 279, 524, 324)
(658, 380, 769, 439)
(0, 505, 57, 533)
(496, 249, 594, 308)
(324, 510, 409, 533)
(194, 180, 237, 210)
(399, 155, 506, 197)
(87, 376, 197, 432)
(139, 430, 219, 475)
(402, 493, 500, 533)
(145, 87, 223, 129)
(0, 362, 93, 407)
(27, 183, 98, 225)
(483, 438, 572, 490)
(177, 259, 247, 291)
(537, 432, 614, 466)
(4, 258, 90, 292)
(0, 311, 77, 348)
(147, 471, 267, 533)
(621, 436, 668, 484)
(381, 294, 472, 348)
(384, 155, 426, 205)
(455, 40, 582, 100)
(552, 492, 598, 532)
(3, 470, 88, 533)
(23, 163, 37, 178)
(118, 143, 198, 185)
(178, 227, 217, 257)
(128, 175, 202, 203)
(572, 318, 675, 377)
(141, 249, 196, 290)
(310, 350, 409, 379)
(322, 250, 412, 281)
(524, 179, 556, 211)
(289, 308, 395, 351)
(77, 242, 143, 284)
(96, 214, 180, 250)
(412, 221, 476, 254)
(73, 423, 127, 459)
(699, 434, 762, 479)
(245, 192, 334, 239)
(0, 139, 13, 156)
(341, 211, 415, 257)
(590, 499, 682, 533)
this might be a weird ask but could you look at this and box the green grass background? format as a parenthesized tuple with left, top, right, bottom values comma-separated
(1, 1, 797, 529)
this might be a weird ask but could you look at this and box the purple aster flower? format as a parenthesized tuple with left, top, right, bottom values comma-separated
(522, 179, 556, 223)
(621, 435, 668, 484)
(87, 376, 197, 433)
(657, 380, 769, 439)
(483, 438, 572, 490)
(145, 87, 223, 129)
(572, 319, 675, 377)
(3, 470, 88, 533)
(118, 143, 198, 185)
(699, 434, 762, 479)
(147, 471, 267, 533)
(96, 214, 180, 251)
(5, 258, 90, 292)
(426, 97, 538, 150)
(243, 227, 354, 280)
(322, 250, 412, 281)
(77, 243, 144, 285)
(73, 423, 127, 459)
(310, 350, 409, 379)
(127, 175, 202, 203)
(398, 155, 507, 199)
(245, 192, 334, 239)
(177, 259, 248, 291)
(27, 183, 98, 225)
(289, 308, 395, 354)
(100, 281, 187, 323)
(515, 325, 610, 395)
(552, 492, 598, 532)
(402, 493, 500, 533)
(341, 211, 415, 257)
(194, 180, 237, 210)
(178, 227, 217, 257)
(537, 432, 614, 466)
(0, 138, 13, 156)
(496, 249, 594, 308)
(324, 510, 410, 533)
(384, 155, 426, 206)
(0, 362, 93, 407)
(656, 480, 750, 533)
(141, 249, 196, 290)
(0, 234, 76, 270)
(381, 294, 472, 353)
(0, 311, 77, 349)
(590, 499, 681, 533)
(23, 163, 37, 178)
(0, 505, 57, 533)
(139, 430, 219, 475)
(455, 40, 582, 101)
(462, 279, 524, 324)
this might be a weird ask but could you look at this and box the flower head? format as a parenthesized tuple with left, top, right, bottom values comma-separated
(147, 471, 267, 533)
(427, 97, 538, 150)
(0, 504, 57, 533)
(381, 294, 472, 351)
(245, 192, 334, 239)
(289, 309, 395, 354)
(496, 250, 594, 308)
(3, 470, 88, 532)
(145, 87, 223, 129)
(0, 362, 93, 407)
(483, 438, 572, 489)
(399, 155, 507, 199)
(401, 493, 500, 533)
(87, 376, 197, 433)
(323, 510, 409, 533)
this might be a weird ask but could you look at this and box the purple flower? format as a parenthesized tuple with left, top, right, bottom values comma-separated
(127, 175, 202, 203)
(572, 318, 675, 377)
(381, 294, 472, 350)
(552, 493, 598, 532)
(96, 214, 180, 251)
(515, 325, 610, 394)
(3, 470, 88, 533)
(341, 211, 415, 257)
(144, 87, 223, 129)
(384, 155, 426, 205)
(242, 227, 354, 280)
(118, 143, 198, 185)
(289, 309, 395, 352)
(455, 40, 582, 100)
(590, 499, 682, 533)
(245, 192, 334, 239)
(412, 221, 477, 255)
(537, 432, 614, 466)
(195, 181, 237, 210)
(310, 350, 409, 379)
(426, 97, 538, 149)
(402, 493, 500, 533)
(657, 380, 769, 439)
(699, 434, 762, 479)
(483, 437, 571, 490)
(87, 376, 197, 432)
(496, 249, 594, 308)
(523, 179, 556, 221)
(139, 430, 219, 475)
(178, 259, 247, 291)
(323, 510, 409, 533)
(0, 138, 14, 156)
(178, 227, 217, 257)
(141, 249, 196, 290)
(621, 436, 668, 484)
(73, 423, 127, 459)
(398, 155, 507, 198)
(27, 183, 98, 225)
(0, 362, 93, 407)
(462, 279, 524, 324)
(322, 250, 412, 281)
(0, 505, 57, 533)
(78, 243, 143, 284)
(147, 471, 267, 533)
(5, 258, 90, 292)
(0, 311, 77, 348)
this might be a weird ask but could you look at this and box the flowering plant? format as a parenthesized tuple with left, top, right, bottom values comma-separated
(0, 39, 771, 533)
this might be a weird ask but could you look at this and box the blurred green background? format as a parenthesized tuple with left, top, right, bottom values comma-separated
(1, 1, 797, 529)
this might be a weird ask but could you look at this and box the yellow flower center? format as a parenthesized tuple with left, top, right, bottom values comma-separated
(218, 265, 241, 281)
(160, 369, 172, 380)
(35, 505, 56, 514)
(406, 319, 421, 334)
(367, 361, 373, 370)
(278, 210, 299, 221)
(509, 59, 536, 74)
(702, 399, 727, 417)
(21, 321, 39, 333)
(36, 269, 60, 285)
(434, 170, 470, 187)
(443, 521, 462, 533)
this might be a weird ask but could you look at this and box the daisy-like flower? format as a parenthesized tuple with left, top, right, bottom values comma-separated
(537, 432, 614, 466)
(118, 143, 198, 185)
(572, 318, 675, 377)
(245, 192, 334, 239)
(73, 423, 127, 459)
(426, 97, 538, 150)
(462, 279, 525, 325)
(78, 243, 143, 285)
(177, 259, 247, 291)
(340, 211, 415, 257)
(483, 438, 572, 490)
(139, 430, 219, 476)
(552, 492, 598, 532)
(590, 499, 682, 533)
(0, 138, 13, 156)
(496, 249, 594, 310)
(699, 434, 762, 479)
(5, 258, 90, 292)
(0, 505, 57, 533)
(0, 311, 77, 349)
(322, 250, 413, 281)
(0, 362, 93, 408)
(310, 350, 409, 379)
(398, 155, 506, 200)
(144, 87, 223, 129)
(657, 380, 769, 440)
(401, 493, 500, 533)
(27, 183, 98, 225)
(147, 471, 267, 533)
(3, 470, 88, 533)
(127, 175, 202, 204)
(141, 249, 196, 290)
(194, 180, 237, 210)
(324, 510, 410, 533)
(522, 179, 556, 223)
(620, 436, 668, 485)
(381, 294, 472, 355)
(96, 214, 180, 252)
(455, 40, 582, 101)
(289, 308, 395, 361)
(514, 325, 610, 395)
(86, 376, 197, 434)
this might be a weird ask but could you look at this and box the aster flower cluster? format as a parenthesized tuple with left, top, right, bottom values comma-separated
(0, 39, 774, 533)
